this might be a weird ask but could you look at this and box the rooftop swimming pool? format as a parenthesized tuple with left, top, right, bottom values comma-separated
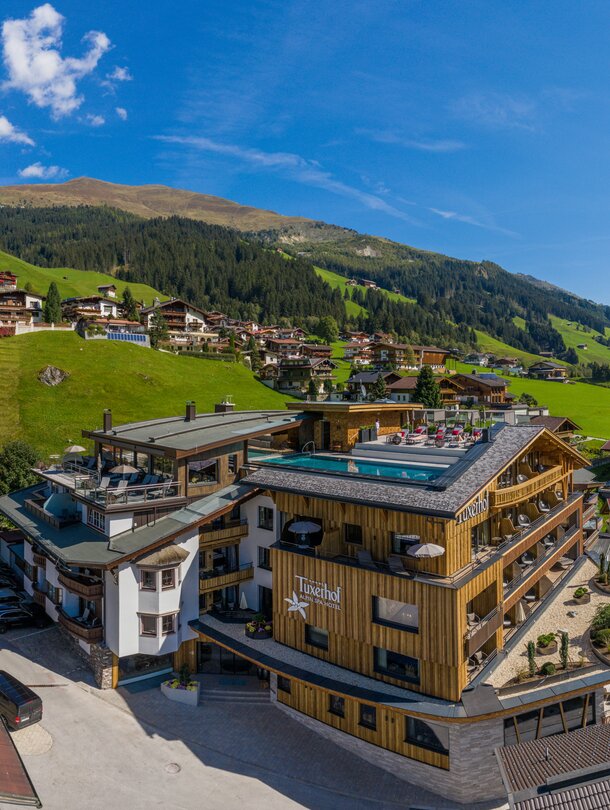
(251, 452, 446, 482)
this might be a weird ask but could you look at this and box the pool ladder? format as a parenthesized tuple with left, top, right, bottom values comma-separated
(302, 441, 316, 456)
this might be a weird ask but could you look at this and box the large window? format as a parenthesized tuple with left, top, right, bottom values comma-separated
(343, 523, 363, 545)
(359, 704, 377, 730)
(374, 647, 419, 684)
(373, 596, 418, 632)
(140, 615, 157, 637)
(406, 717, 449, 755)
(140, 570, 156, 591)
(391, 533, 420, 555)
(305, 624, 329, 651)
(188, 458, 218, 485)
(258, 507, 274, 531)
(88, 508, 105, 532)
(329, 694, 345, 717)
(258, 546, 272, 571)
(503, 694, 595, 746)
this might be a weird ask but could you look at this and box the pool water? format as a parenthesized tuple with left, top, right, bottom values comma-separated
(257, 453, 444, 482)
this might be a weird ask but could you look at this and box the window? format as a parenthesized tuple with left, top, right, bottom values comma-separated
(140, 615, 157, 637)
(406, 718, 449, 754)
(47, 583, 62, 605)
(359, 704, 377, 730)
(504, 695, 596, 746)
(329, 694, 344, 717)
(343, 523, 363, 545)
(228, 454, 238, 474)
(374, 647, 419, 684)
(188, 458, 218, 485)
(88, 508, 105, 532)
(161, 568, 176, 590)
(305, 624, 329, 650)
(161, 614, 176, 635)
(258, 546, 272, 571)
(373, 596, 418, 632)
(391, 533, 420, 555)
(258, 506, 274, 531)
(140, 570, 156, 591)
(24, 562, 34, 581)
(277, 676, 291, 694)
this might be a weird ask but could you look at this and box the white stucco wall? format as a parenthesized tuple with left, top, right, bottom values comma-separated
(238, 494, 278, 612)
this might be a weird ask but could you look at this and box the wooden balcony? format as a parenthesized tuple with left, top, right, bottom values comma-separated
(199, 519, 248, 549)
(199, 563, 253, 594)
(32, 589, 46, 608)
(465, 606, 503, 658)
(490, 466, 566, 509)
(32, 552, 47, 567)
(58, 572, 103, 599)
(57, 609, 103, 643)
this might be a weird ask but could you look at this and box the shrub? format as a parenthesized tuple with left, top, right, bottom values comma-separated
(537, 632, 557, 649)
(539, 662, 556, 677)
(560, 632, 569, 670)
(574, 587, 589, 598)
(595, 628, 610, 649)
(527, 641, 536, 677)
(179, 664, 190, 687)
(592, 604, 610, 632)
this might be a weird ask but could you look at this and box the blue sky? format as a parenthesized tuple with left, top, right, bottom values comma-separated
(1, 2, 609, 302)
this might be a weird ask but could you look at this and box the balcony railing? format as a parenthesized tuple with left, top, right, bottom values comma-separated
(490, 466, 566, 509)
(502, 526, 579, 598)
(32, 552, 47, 567)
(24, 495, 80, 529)
(465, 606, 503, 658)
(57, 609, 103, 643)
(58, 571, 103, 599)
(199, 519, 248, 547)
(199, 562, 254, 593)
(32, 589, 46, 608)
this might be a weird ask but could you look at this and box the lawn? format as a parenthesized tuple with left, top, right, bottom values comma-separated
(0, 249, 166, 305)
(473, 329, 552, 367)
(549, 315, 610, 366)
(0, 332, 292, 457)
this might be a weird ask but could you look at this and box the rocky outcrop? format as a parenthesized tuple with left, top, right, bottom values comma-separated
(38, 365, 69, 386)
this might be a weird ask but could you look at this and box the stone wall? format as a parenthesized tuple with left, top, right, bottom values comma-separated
(58, 626, 114, 688)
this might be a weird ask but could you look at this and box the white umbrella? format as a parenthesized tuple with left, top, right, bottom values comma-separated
(239, 591, 248, 610)
(110, 464, 139, 474)
(515, 600, 527, 624)
(406, 543, 445, 558)
(64, 444, 86, 454)
(288, 521, 322, 535)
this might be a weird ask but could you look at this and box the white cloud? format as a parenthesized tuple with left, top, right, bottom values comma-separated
(428, 207, 517, 237)
(0, 114, 34, 145)
(155, 135, 422, 225)
(86, 113, 105, 126)
(2, 3, 111, 119)
(451, 92, 537, 131)
(107, 66, 131, 82)
(358, 129, 466, 153)
(115, 106, 127, 120)
(18, 161, 68, 179)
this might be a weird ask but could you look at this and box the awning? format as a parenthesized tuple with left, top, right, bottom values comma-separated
(0, 717, 42, 807)
(135, 544, 189, 568)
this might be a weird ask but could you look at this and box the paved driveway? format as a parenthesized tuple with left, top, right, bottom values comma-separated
(0, 627, 506, 810)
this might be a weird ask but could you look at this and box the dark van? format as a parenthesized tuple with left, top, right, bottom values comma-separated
(0, 671, 43, 729)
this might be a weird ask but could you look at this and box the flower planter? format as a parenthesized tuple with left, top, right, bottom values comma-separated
(245, 627, 273, 640)
(536, 641, 558, 656)
(161, 679, 200, 706)
(573, 592, 591, 605)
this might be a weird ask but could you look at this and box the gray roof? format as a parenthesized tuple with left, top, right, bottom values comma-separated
(244, 425, 545, 516)
(86, 409, 305, 454)
(454, 372, 508, 389)
(0, 482, 253, 566)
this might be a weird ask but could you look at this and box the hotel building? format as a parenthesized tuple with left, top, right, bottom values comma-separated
(0, 401, 605, 805)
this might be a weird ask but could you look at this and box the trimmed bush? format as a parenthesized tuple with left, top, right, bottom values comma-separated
(574, 587, 589, 598)
(539, 662, 556, 677)
(595, 628, 610, 649)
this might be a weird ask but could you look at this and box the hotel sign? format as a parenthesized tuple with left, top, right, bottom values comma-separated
(456, 492, 489, 525)
(285, 575, 342, 618)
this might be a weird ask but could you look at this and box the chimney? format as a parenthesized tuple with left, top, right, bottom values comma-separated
(215, 400, 235, 414)
(185, 401, 196, 422)
(103, 409, 112, 432)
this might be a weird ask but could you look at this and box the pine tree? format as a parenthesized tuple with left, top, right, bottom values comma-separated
(413, 365, 443, 408)
(404, 344, 416, 368)
(148, 309, 169, 348)
(43, 281, 62, 324)
(122, 286, 140, 321)
(317, 315, 339, 344)
(369, 375, 388, 401)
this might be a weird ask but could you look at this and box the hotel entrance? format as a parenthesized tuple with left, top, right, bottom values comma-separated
(196, 641, 268, 680)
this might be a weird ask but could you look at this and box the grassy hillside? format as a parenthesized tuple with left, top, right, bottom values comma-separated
(0, 332, 291, 457)
(473, 329, 550, 366)
(0, 250, 165, 305)
(549, 315, 610, 366)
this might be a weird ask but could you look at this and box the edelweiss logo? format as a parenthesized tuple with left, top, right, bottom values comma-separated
(285, 590, 308, 618)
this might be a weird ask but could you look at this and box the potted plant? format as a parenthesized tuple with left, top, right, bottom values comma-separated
(245, 613, 273, 640)
(160, 664, 200, 706)
(536, 632, 558, 655)
(573, 586, 591, 604)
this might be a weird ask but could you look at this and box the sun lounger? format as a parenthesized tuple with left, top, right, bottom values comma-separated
(356, 550, 378, 570)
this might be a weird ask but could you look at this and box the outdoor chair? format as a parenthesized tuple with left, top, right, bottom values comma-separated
(538, 499, 550, 513)
(525, 503, 541, 522)
(517, 474, 529, 484)
(466, 612, 480, 627)
(517, 514, 531, 528)
(98, 476, 110, 490)
(79, 607, 91, 624)
(519, 462, 536, 479)
(356, 550, 378, 570)
(500, 517, 519, 542)
(387, 554, 409, 575)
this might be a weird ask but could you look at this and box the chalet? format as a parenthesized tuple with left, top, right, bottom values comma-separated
(77, 317, 150, 347)
(464, 353, 491, 367)
(61, 295, 119, 322)
(372, 343, 450, 371)
(0, 288, 45, 328)
(529, 415, 581, 443)
(528, 361, 569, 381)
(451, 372, 509, 405)
(97, 283, 117, 298)
(263, 338, 303, 362)
(346, 278, 358, 287)
(276, 357, 337, 394)
(0, 271, 18, 290)
(140, 298, 208, 334)
(494, 357, 519, 370)
(361, 279, 378, 289)
(343, 342, 373, 365)
(577, 343, 588, 350)
(344, 331, 370, 344)
(371, 332, 394, 343)
(387, 374, 464, 405)
(300, 343, 333, 359)
(345, 371, 402, 399)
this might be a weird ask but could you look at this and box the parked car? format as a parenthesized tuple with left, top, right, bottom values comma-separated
(0, 670, 43, 729)
(0, 588, 24, 606)
(0, 604, 50, 634)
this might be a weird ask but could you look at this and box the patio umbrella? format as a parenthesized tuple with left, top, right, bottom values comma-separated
(239, 591, 248, 610)
(406, 543, 445, 558)
(64, 444, 86, 454)
(515, 600, 527, 624)
(288, 521, 322, 535)
(110, 464, 139, 475)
